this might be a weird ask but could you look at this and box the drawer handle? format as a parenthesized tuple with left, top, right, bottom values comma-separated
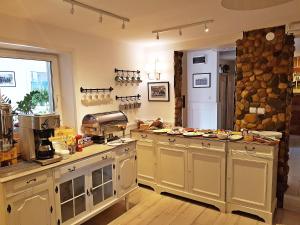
(141, 134, 148, 138)
(244, 146, 256, 151)
(26, 178, 37, 184)
(168, 138, 176, 143)
(102, 155, 108, 160)
(68, 166, 76, 172)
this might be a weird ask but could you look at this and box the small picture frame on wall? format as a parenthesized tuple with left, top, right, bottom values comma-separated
(192, 73, 211, 88)
(0, 71, 16, 87)
(148, 82, 170, 102)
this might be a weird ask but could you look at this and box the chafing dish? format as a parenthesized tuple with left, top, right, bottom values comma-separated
(82, 111, 128, 143)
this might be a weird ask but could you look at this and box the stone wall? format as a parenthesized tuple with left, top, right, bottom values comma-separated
(234, 25, 295, 207)
(174, 51, 184, 126)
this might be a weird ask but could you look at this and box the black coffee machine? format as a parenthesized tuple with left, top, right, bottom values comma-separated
(19, 114, 60, 161)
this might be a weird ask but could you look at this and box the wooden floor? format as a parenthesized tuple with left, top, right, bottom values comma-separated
(83, 187, 300, 225)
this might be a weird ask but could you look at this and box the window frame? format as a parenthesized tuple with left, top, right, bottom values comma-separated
(0, 48, 63, 117)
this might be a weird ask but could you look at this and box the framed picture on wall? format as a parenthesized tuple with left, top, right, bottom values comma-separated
(192, 73, 211, 88)
(0, 71, 16, 87)
(148, 82, 170, 102)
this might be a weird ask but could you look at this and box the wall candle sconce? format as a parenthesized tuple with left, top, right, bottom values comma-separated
(147, 58, 161, 80)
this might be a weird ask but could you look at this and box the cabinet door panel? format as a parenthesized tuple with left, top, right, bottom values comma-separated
(118, 154, 137, 196)
(228, 157, 268, 208)
(158, 146, 186, 190)
(8, 190, 51, 225)
(136, 141, 155, 182)
(188, 151, 222, 199)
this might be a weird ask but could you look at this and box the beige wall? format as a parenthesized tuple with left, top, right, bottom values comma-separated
(0, 12, 243, 132)
(0, 13, 152, 132)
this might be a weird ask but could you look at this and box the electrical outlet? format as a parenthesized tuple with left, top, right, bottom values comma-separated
(257, 107, 265, 115)
(249, 107, 257, 114)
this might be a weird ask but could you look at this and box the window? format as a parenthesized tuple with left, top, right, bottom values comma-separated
(0, 49, 61, 115)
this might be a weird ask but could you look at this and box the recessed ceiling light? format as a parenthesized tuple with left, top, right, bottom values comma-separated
(221, 0, 293, 10)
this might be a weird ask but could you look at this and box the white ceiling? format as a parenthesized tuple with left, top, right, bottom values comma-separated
(1, 0, 300, 46)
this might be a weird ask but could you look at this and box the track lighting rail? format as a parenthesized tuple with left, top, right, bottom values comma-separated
(63, 0, 130, 22)
(152, 19, 214, 39)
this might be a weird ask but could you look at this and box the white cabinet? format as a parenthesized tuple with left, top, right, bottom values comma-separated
(54, 166, 90, 225)
(131, 132, 156, 189)
(7, 189, 53, 225)
(4, 171, 55, 225)
(226, 142, 278, 224)
(54, 152, 116, 225)
(116, 146, 137, 197)
(157, 137, 187, 192)
(188, 140, 226, 211)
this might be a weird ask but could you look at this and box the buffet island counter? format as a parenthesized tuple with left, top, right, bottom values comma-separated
(131, 128, 279, 225)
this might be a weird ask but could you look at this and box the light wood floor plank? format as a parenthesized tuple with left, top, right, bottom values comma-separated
(213, 213, 240, 225)
(192, 208, 221, 225)
(169, 203, 206, 225)
(82, 187, 300, 225)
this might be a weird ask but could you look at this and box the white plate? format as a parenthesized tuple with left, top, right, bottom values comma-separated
(229, 135, 243, 141)
(183, 132, 204, 137)
(107, 142, 123, 146)
(202, 133, 217, 138)
(153, 129, 171, 133)
(120, 138, 134, 143)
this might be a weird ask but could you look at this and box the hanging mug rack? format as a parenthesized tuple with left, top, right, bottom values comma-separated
(116, 94, 141, 110)
(114, 68, 142, 83)
(115, 94, 141, 100)
(80, 86, 113, 93)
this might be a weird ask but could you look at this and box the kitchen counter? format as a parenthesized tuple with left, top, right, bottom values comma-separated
(0, 141, 135, 183)
(130, 129, 278, 146)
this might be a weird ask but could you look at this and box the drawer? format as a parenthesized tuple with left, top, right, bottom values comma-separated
(115, 144, 136, 156)
(228, 142, 277, 159)
(55, 152, 114, 178)
(5, 171, 50, 195)
(189, 139, 226, 153)
(131, 131, 154, 141)
(156, 135, 187, 148)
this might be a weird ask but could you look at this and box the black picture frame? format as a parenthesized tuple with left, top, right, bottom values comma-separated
(0, 71, 16, 87)
(192, 73, 211, 88)
(148, 82, 170, 102)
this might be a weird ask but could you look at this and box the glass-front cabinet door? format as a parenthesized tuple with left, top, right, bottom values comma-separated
(90, 162, 116, 209)
(56, 172, 89, 224)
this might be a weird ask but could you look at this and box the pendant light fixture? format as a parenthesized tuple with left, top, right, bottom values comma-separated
(152, 19, 213, 40)
(156, 32, 160, 40)
(70, 3, 75, 14)
(204, 24, 209, 33)
(179, 29, 182, 36)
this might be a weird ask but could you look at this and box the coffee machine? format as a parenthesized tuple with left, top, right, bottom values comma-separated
(19, 114, 60, 163)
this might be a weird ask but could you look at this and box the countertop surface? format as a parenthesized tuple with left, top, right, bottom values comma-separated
(130, 129, 279, 146)
(0, 141, 135, 183)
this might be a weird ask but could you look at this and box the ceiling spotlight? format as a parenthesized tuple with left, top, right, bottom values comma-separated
(156, 32, 160, 40)
(122, 20, 125, 29)
(70, 3, 75, 15)
(99, 14, 103, 23)
(204, 24, 209, 32)
(179, 29, 182, 36)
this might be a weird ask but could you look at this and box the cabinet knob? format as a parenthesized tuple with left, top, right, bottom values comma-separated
(68, 166, 76, 172)
(168, 138, 176, 143)
(141, 134, 147, 138)
(7, 205, 11, 213)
